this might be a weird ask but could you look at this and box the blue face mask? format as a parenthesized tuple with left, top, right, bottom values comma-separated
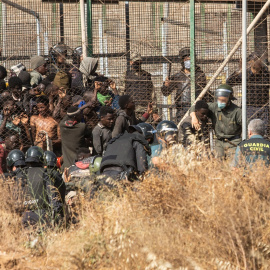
(184, 60, 191, 69)
(217, 101, 226, 109)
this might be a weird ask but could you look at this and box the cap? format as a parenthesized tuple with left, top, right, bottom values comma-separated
(30, 56, 46, 70)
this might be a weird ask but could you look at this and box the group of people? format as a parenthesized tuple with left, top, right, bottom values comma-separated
(0, 43, 270, 229)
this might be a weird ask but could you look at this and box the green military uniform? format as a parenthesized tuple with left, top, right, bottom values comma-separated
(190, 101, 242, 158)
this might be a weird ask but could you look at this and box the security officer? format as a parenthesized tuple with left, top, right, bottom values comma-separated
(100, 130, 151, 181)
(233, 119, 270, 168)
(44, 150, 66, 205)
(22, 146, 64, 228)
(190, 84, 242, 159)
(150, 120, 179, 168)
(47, 43, 71, 74)
(129, 123, 157, 166)
(5, 149, 27, 179)
(161, 47, 209, 122)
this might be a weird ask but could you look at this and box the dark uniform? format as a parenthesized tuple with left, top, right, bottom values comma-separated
(233, 135, 270, 168)
(124, 69, 154, 108)
(91, 132, 151, 195)
(21, 166, 64, 228)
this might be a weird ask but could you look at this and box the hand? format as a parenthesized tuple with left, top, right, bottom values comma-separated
(164, 77, 170, 87)
(20, 113, 29, 125)
(104, 98, 113, 106)
(191, 112, 201, 130)
(3, 108, 11, 117)
(58, 87, 66, 99)
(147, 102, 153, 114)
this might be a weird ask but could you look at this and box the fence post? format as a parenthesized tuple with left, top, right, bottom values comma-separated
(125, 1, 130, 72)
(87, 0, 93, 56)
(190, 0, 196, 104)
(242, 0, 247, 140)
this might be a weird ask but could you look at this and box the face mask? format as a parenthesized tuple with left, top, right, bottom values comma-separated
(184, 60, 191, 69)
(217, 101, 226, 109)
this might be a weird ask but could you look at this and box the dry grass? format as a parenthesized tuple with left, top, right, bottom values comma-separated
(1, 148, 270, 269)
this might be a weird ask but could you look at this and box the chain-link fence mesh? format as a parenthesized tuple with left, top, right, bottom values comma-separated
(0, 0, 269, 159)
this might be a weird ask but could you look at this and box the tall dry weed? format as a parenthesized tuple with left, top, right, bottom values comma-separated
(1, 148, 270, 269)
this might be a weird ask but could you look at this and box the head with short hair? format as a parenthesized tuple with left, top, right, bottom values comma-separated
(118, 95, 135, 111)
(248, 119, 265, 137)
(99, 106, 115, 128)
(0, 65, 7, 80)
(5, 130, 20, 151)
(67, 106, 81, 122)
(76, 147, 91, 161)
(195, 100, 209, 122)
(8, 76, 22, 91)
(36, 96, 49, 117)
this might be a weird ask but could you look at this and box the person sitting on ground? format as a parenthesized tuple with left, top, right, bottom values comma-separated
(92, 75, 119, 110)
(53, 93, 72, 123)
(0, 99, 22, 137)
(8, 76, 24, 107)
(232, 119, 270, 168)
(30, 96, 61, 151)
(0, 65, 7, 93)
(78, 90, 99, 129)
(179, 100, 209, 147)
(92, 106, 115, 155)
(79, 56, 98, 88)
(30, 55, 48, 87)
(0, 131, 20, 174)
(60, 106, 92, 170)
(112, 95, 152, 138)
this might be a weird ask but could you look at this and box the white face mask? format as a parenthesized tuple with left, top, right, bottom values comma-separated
(184, 60, 191, 69)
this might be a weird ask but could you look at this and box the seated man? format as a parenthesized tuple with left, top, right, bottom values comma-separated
(92, 106, 115, 155)
(232, 119, 270, 168)
(30, 56, 47, 87)
(179, 100, 209, 147)
(112, 95, 152, 138)
(30, 96, 61, 151)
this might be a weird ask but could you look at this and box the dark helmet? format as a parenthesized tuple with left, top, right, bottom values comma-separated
(179, 47, 190, 60)
(44, 151, 57, 167)
(156, 120, 178, 145)
(25, 146, 44, 164)
(215, 84, 235, 100)
(137, 123, 156, 144)
(6, 149, 26, 168)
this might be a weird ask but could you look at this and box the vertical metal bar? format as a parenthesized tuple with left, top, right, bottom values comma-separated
(87, 0, 93, 56)
(52, 3, 57, 44)
(60, 3, 64, 43)
(36, 18, 41, 55)
(190, 0, 196, 104)
(162, 3, 169, 120)
(98, 19, 104, 74)
(0, 1, 2, 61)
(80, 0, 87, 58)
(1, 3, 6, 61)
(242, 0, 247, 140)
(200, 3, 206, 59)
(125, 1, 130, 71)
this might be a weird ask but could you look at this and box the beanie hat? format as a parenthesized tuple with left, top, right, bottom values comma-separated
(30, 56, 46, 70)
(118, 95, 131, 109)
(53, 71, 71, 90)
